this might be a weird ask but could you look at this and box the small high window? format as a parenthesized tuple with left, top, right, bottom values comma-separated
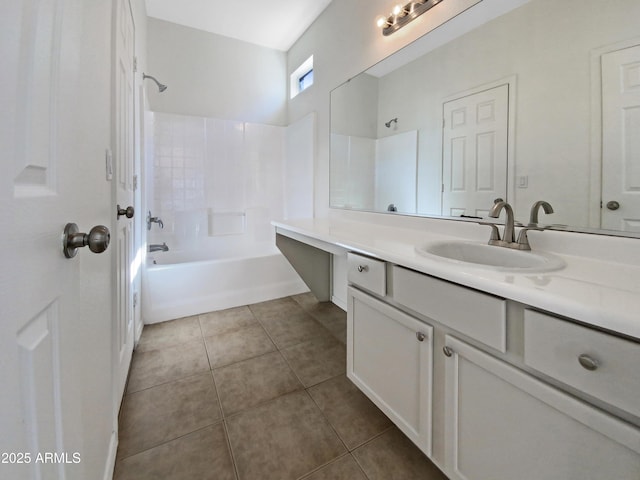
(290, 55, 314, 99)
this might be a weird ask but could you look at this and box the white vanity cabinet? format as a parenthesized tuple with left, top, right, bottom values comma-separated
(347, 256, 640, 479)
(347, 256, 434, 455)
(443, 335, 640, 480)
(274, 220, 640, 480)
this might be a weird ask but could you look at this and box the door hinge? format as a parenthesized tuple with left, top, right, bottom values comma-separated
(133, 174, 138, 191)
(442, 118, 445, 128)
(133, 56, 138, 73)
(133, 292, 138, 308)
(442, 183, 445, 193)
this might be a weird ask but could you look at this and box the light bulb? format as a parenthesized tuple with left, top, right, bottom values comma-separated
(376, 15, 388, 28)
(392, 4, 402, 15)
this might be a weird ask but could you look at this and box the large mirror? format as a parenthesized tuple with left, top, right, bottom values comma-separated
(330, 0, 640, 236)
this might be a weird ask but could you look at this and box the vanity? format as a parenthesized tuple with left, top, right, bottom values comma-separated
(273, 213, 640, 480)
(274, 0, 640, 476)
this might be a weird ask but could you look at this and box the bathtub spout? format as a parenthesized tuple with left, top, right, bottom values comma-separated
(149, 242, 169, 252)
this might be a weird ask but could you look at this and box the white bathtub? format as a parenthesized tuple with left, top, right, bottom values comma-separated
(142, 242, 308, 324)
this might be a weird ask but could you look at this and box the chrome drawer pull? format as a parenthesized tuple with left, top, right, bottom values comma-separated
(443, 346, 454, 357)
(357, 265, 369, 273)
(578, 354, 599, 371)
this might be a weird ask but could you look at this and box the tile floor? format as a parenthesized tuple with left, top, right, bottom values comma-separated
(113, 293, 448, 480)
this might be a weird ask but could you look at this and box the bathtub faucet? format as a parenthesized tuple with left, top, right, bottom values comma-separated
(147, 211, 164, 230)
(148, 242, 169, 253)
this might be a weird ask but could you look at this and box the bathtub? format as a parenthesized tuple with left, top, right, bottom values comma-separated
(142, 241, 308, 324)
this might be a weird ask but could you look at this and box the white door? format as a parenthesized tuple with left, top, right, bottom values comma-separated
(113, 0, 136, 409)
(601, 44, 640, 232)
(442, 84, 509, 217)
(1, 1, 116, 479)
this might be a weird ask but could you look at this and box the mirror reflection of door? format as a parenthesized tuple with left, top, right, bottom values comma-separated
(601, 44, 640, 232)
(442, 84, 509, 217)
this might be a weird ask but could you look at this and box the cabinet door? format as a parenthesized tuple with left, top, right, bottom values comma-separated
(443, 336, 640, 480)
(347, 287, 433, 455)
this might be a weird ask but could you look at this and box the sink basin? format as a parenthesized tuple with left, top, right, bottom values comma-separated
(416, 241, 565, 272)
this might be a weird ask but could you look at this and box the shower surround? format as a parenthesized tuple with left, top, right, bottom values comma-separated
(143, 112, 313, 323)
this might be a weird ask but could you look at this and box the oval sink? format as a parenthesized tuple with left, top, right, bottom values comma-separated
(416, 241, 565, 272)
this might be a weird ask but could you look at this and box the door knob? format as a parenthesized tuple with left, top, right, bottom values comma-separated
(63, 223, 110, 258)
(606, 200, 620, 211)
(117, 204, 135, 219)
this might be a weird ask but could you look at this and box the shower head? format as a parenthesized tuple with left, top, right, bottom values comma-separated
(143, 73, 167, 93)
(385, 117, 398, 128)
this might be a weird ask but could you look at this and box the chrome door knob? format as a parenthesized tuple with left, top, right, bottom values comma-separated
(63, 223, 110, 258)
(606, 200, 620, 211)
(117, 204, 135, 219)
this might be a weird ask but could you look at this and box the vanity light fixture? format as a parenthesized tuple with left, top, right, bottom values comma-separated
(377, 0, 444, 36)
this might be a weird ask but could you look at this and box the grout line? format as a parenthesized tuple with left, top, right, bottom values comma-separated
(116, 421, 224, 462)
(124, 367, 212, 397)
(221, 368, 305, 421)
(295, 452, 354, 480)
(304, 387, 350, 453)
(221, 419, 241, 480)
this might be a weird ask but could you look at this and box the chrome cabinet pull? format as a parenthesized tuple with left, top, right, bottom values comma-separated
(357, 265, 369, 273)
(416, 332, 426, 342)
(578, 354, 599, 371)
(443, 346, 454, 357)
(62, 223, 110, 258)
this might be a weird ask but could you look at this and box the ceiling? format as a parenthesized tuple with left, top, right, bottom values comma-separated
(145, 0, 334, 51)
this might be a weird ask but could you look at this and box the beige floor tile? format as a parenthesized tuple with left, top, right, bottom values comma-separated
(135, 315, 202, 353)
(126, 339, 210, 393)
(248, 296, 304, 321)
(257, 310, 328, 349)
(301, 454, 368, 480)
(213, 351, 302, 416)
(226, 390, 346, 480)
(114, 424, 235, 480)
(118, 372, 222, 459)
(308, 375, 393, 450)
(199, 305, 258, 337)
(353, 427, 448, 480)
(204, 323, 276, 368)
(281, 335, 346, 387)
(290, 292, 319, 310)
(293, 295, 348, 345)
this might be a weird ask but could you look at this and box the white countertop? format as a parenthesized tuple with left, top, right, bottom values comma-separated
(273, 215, 640, 340)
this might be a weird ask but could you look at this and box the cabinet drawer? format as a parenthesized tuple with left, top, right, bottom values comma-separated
(392, 266, 506, 352)
(524, 309, 640, 419)
(347, 252, 386, 296)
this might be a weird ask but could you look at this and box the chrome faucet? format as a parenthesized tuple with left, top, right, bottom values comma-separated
(488, 201, 516, 244)
(148, 242, 169, 252)
(529, 200, 554, 226)
(482, 200, 545, 251)
(147, 211, 164, 230)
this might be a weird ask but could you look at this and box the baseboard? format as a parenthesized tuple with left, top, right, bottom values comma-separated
(331, 295, 347, 311)
(103, 429, 118, 480)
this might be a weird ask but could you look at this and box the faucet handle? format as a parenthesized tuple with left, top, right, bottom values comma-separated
(478, 222, 501, 245)
(515, 226, 545, 251)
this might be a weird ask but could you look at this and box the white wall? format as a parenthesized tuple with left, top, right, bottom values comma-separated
(146, 18, 287, 125)
(287, 0, 484, 217)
